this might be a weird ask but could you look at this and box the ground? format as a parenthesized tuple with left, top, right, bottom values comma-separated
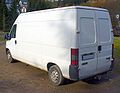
(0, 40, 120, 93)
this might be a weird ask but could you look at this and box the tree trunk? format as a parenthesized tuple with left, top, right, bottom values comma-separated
(2, 0, 5, 32)
(3, 10, 5, 32)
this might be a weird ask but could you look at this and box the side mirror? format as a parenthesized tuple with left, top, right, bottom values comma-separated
(4, 33, 11, 40)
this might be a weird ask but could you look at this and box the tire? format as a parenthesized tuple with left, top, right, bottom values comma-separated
(48, 65, 64, 86)
(6, 50, 14, 63)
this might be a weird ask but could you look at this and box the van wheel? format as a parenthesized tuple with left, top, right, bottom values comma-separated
(6, 50, 14, 63)
(48, 65, 64, 85)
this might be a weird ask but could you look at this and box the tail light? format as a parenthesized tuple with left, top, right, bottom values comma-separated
(71, 48, 79, 66)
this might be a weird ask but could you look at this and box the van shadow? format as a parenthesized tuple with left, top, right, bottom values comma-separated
(82, 76, 109, 84)
(64, 70, 120, 85)
(63, 77, 109, 85)
(63, 78, 77, 85)
(82, 70, 120, 85)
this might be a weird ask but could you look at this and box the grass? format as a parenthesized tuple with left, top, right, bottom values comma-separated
(114, 37, 120, 59)
(114, 38, 120, 73)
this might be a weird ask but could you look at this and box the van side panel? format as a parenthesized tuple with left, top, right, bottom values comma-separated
(15, 9, 76, 79)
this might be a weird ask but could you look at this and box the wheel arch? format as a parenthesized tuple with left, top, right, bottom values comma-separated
(6, 48, 9, 53)
(47, 62, 63, 73)
(47, 62, 56, 71)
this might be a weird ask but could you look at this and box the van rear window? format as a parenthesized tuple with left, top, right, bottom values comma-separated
(98, 18, 110, 43)
(80, 18, 96, 45)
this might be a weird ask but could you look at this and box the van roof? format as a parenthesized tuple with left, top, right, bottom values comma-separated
(56, 6, 108, 11)
(72, 6, 108, 11)
(20, 6, 108, 16)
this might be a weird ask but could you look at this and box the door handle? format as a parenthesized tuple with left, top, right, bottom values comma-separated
(98, 45, 102, 52)
(15, 40, 17, 44)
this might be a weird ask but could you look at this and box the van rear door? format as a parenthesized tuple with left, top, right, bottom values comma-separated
(77, 9, 98, 79)
(95, 11, 112, 73)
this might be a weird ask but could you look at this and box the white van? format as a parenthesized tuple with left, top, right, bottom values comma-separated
(5, 6, 114, 85)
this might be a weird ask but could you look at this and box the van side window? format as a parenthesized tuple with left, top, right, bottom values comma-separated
(10, 24, 17, 38)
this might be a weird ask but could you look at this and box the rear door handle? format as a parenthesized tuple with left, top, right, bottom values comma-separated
(15, 40, 17, 44)
(98, 45, 102, 52)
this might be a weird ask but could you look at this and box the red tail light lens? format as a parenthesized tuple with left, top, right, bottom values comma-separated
(71, 48, 79, 66)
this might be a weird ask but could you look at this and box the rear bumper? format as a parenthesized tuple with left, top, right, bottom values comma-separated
(69, 65, 79, 81)
(69, 59, 114, 81)
(109, 59, 114, 71)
